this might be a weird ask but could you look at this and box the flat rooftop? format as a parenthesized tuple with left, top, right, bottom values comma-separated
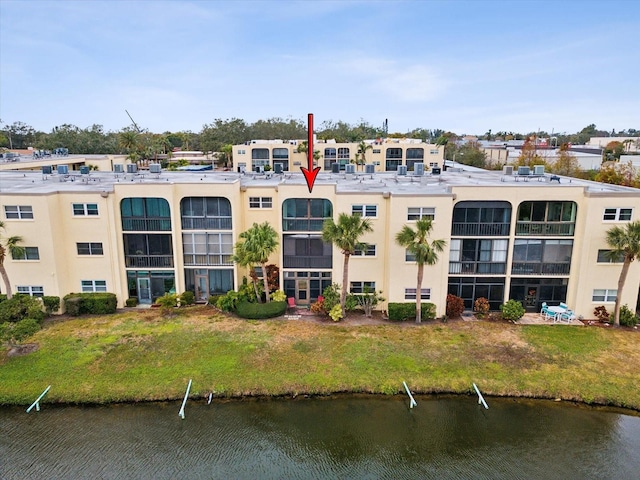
(0, 165, 637, 196)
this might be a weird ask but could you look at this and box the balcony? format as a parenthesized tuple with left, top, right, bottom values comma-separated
(183, 254, 233, 266)
(283, 255, 332, 269)
(125, 255, 174, 268)
(122, 218, 171, 231)
(181, 217, 232, 230)
(511, 262, 571, 275)
(516, 222, 575, 236)
(449, 262, 506, 275)
(282, 219, 326, 231)
(451, 223, 510, 236)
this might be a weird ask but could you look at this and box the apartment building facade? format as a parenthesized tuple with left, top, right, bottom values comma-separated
(1, 163, 639, 318)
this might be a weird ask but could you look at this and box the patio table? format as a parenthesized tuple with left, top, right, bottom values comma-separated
(547, 306, 566, 323)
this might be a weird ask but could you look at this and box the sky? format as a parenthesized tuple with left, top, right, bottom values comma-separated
(1, 0, 638, 137)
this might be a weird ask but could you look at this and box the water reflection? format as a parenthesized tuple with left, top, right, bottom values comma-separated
(1, 396, 639, 479)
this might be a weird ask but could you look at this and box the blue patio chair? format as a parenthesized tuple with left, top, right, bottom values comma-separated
(560, 310, 575, 323)
(559, 302, 568, 310)
(540, 302, 553, 320)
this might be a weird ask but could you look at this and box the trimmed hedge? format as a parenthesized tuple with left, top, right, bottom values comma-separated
(236, 301, 286, 319)
(42, 296, 60, 314)
(388, 302, 436, 322)
(0, 295, 46, 323)
(125, 297, 138, 307)
(63, 293, 117, 316)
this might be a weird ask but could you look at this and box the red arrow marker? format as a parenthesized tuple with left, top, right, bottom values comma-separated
(301, 112, 320, 193)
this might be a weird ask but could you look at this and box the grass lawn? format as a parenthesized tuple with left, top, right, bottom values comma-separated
(1, 307, 639, 411)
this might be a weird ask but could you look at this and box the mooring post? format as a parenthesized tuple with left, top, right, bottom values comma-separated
(179, 379, 192, 419)
(402, 381, 417, 409)
(26, 385, 51, 413)
(473, 382, 489, 409)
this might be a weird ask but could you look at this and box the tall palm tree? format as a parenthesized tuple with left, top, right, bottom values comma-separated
(605, 220, 640, 326)
(0, 221, 25, 300)
(322, 213, 373, 316)
(233, 222, 279, 303)
(356, 141, 373, 171)
(395, 218, 446, 323)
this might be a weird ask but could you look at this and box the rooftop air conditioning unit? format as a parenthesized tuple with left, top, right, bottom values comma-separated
(127, 164, 138, 174)
(331, 162, 340, 173)
(503, 165, 513, 176)
(365, 163, 375, 174)
(57, 165, 69, 175)
(533, 165, 545, 175)
(114, 164, 124, 173)
(80, 166, 90, 175)
(274, 163, 283, 174)
(345, 164, 356, 174)
(431, 167, 441, 175)
(149, 163, 162, 174)
(42, 165, 52, 174)
(517, 166, 530, 176)
(397, 165, 407, 176)
(414, 163, 424, 176)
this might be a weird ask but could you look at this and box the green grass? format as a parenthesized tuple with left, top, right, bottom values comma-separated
(1, 308, 639, 411)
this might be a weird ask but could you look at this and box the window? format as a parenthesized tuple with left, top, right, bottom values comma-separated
(406, 148, 424, 160)
(350, 281, 376, 294)
(352, 204, 377, 217)
(17, 286, 44, 297)
(182, 232, 233, 266)
(121, 198, 171, 231)
(81, 280, 107, 292)
(12, 247, 40, 260)
(238, 149, 246, 155)
(408, 207, 435, 221)
(449, 239, 508, 274)
(249, 197, 273, 209)
(181, 197, 232, 230)
(354, 244, 376, 256)
(372, 149, 381, 154)
(4, 205, 33, 219)
(77, 242, 104, 255)
(592, 289, 617, 302)
(282, 198, 333, 231)
(603, 208, 632, 221)
(429, 149, 440, 155)
(272, 148, 289, 159)
(452, 201, 511, 236)
(405, 288, 431, 300)
(72, 203, 99, 216)
(597, 249, 624, 263)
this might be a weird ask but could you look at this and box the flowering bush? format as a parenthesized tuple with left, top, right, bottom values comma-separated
(474, 297, 490, 318)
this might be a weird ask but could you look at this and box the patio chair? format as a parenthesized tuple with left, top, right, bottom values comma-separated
(287, 297, 296, 313)
(560, 310, 575, 323)
(541, 302, 554, 320)
(559, 302, 568, 310)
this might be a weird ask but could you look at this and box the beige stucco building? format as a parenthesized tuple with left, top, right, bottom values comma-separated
(1, 155, 639, 319)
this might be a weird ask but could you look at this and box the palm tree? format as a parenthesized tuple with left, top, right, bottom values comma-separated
(395, 218, 446, 323)
(605, 221, 640, 326)
(322, 213, 373, 316)
(356, 141, 373, 171)
(0, 221, 25, 300)
(233, 222, 279, 303)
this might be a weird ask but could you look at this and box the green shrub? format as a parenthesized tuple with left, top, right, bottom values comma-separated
(42, 296, 60, 314)
(388, 302, 437, 321)
(321, 283, 341, 313)
(180, 291, 195, 305)
(156, 293, 178, 316)
(271, 290, 286, 302)
(500, 299, 526, 322)
(619, 305, 639, 327)
(216, 291, 241, 312)
(446, 294, 465, 318)
(125, 297, 138, 307)
(0, 318, 41, 346)
(208, 294, 222, 306)
(328, 304, 343, 322)
(236, 301, 286, 319)
(0, 294, 7, 304)
(0, 295, 45, 323)
(63, 293, 117, 316)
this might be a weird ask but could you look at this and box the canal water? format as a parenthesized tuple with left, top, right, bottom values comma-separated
(2, 395, 639, 479)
